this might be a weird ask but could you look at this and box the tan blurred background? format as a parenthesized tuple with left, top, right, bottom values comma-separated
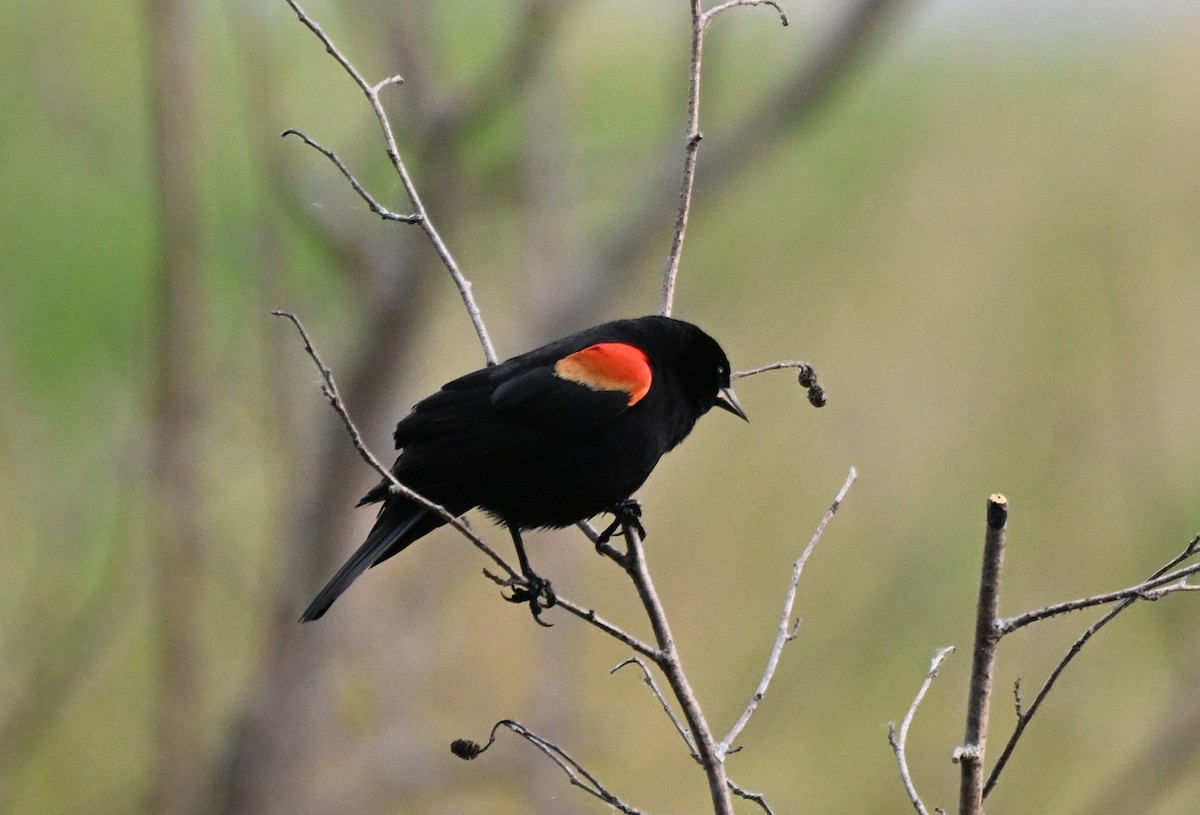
(3, 0, 1199, 813)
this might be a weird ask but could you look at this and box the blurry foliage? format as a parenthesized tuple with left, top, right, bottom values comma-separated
(2, 0, 1200, 813)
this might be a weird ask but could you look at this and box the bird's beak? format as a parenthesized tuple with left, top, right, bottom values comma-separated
(715, 386, 749, 422)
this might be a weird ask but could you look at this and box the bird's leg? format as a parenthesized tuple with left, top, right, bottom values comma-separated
(594, 498, 645, 567)
(503, 523, 556, 627)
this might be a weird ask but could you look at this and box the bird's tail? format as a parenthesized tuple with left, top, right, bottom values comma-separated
(299, 501, 443, 622)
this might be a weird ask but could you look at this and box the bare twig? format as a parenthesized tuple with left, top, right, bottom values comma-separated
(530, 0, 913, 339)
(271, 310, 516, 581)
(451, 720, 641, 814)
(997, 569, 1200, 633)
(889, 646, 955, 815)
(282, 0, 497, 363)
(955, 494, 1007, 815)
(731, 360, 817, 380)
(660, 0, 789, 317)
(280, 129, 419, 223)
(660, 0, 706, 319)
(984, 534, 1200, 796)
(718, 467, 857, 758)
(611, 657, 779, 815)
(704, 0, 788, 25)
(612, 658, 698, 757)
(727, 777, 777, 815)
(998, 536, 1200, 634)
(550, 596, 659, 660)
(732, 359, 827, 408)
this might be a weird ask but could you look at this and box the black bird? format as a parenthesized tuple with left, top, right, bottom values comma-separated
(301, 315, 747, 623)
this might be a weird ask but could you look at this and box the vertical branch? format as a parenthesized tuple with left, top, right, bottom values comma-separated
(660, 0, 705, 317)
(956, 494, 1008, 815)
(660, 0, 788, 318)
(144, 0, 208, 813)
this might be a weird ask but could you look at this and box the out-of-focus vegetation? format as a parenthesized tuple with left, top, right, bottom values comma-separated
(2, 0, 1199, 813)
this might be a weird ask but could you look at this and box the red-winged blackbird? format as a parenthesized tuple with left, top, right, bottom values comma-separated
(301, 315, 746, 623)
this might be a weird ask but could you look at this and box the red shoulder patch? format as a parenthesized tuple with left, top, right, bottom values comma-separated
(553, 342, 652, 406)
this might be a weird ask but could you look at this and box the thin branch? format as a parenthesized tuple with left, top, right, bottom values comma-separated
(610, 657, 778, 815)
(551, 596, 659, 660)
(451, 720, 641, 814)
(280, 129, 419, 223)
(731, 360, 815, 379)
(984, 534, 1200, 797)
(727, 777, 777, 815)
(660, 0, 705, 318)
(531, 0, 914, 339)
(271, 310, 516, 581)
(660, 0, 789, 317)
(889, 646, 955, 815)
(702, 0, 789, 26)
(718, 467, 857, 758)
(998, 537, 1200, 634)
(998, 569, 1200, 633)
(282, 0, 497, 363)
(955, 494, 1008, 815)
(612, 658, 698, 758)
(732, 359, 827, 408)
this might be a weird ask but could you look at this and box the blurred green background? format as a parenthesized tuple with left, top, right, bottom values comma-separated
(3, 0, 1199, 813)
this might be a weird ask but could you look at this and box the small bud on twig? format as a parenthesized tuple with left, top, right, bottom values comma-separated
(450, 739, 485, 760)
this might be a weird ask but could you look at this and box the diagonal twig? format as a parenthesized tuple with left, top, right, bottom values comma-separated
(889, 646, 956, 815)
(551, 596, 659, 660)
(984, 534, 1200, 797)
(451, 720, 641, 814)
(280, 129, 419, 223)
(717, 467, 856, 758)
(612, 657, 698, 758)
(282, 0, 497, 363)
(727, 777, 777, 815)
(997, 538, 1200, 634)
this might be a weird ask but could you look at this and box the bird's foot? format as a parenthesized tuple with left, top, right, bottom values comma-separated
(594, 499, 645, 568)
(504, 572, 557, 627)
(596, 498, 646, 545)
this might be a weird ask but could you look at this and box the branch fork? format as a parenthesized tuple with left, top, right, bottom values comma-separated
(890, 497, 1200, 815)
